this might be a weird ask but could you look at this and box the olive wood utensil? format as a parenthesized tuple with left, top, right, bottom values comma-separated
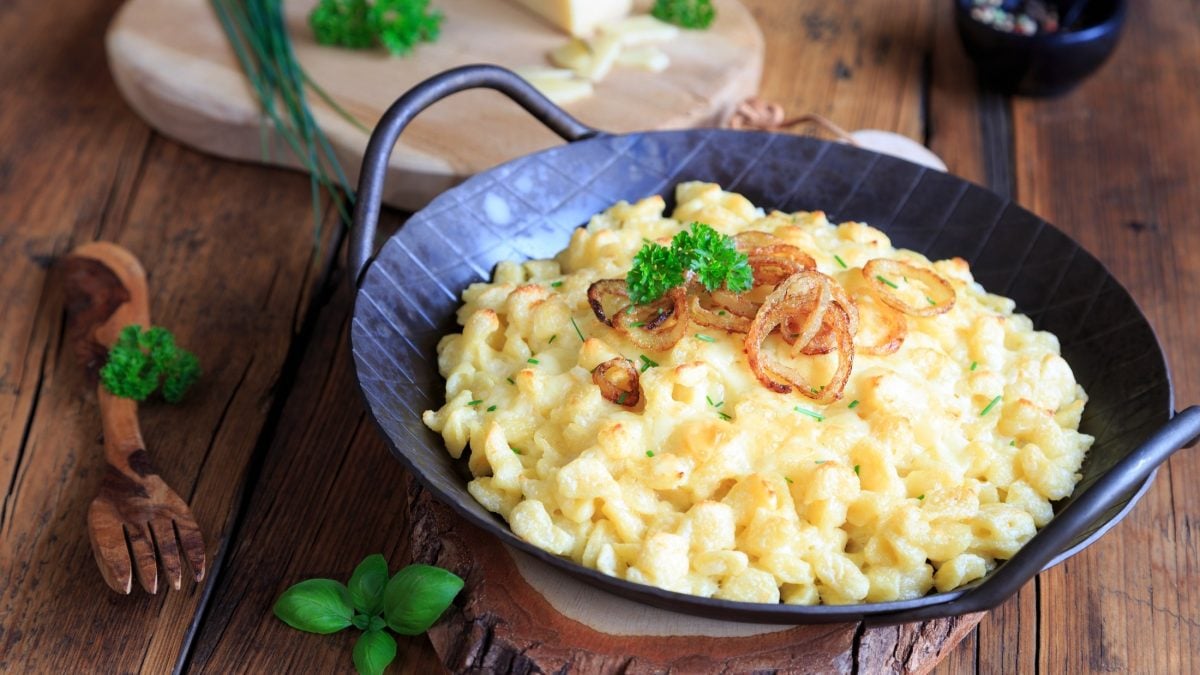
(62, 242, 206, 594)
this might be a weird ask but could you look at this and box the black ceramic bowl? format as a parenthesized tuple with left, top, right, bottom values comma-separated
(954, 0, 1127, 96)
(348, 65, 1199, 625)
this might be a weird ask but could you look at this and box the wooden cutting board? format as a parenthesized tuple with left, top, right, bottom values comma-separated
(105, 0, 763, 210)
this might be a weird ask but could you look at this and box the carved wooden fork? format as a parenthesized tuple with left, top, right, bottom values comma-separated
(62, 242, 207, 594)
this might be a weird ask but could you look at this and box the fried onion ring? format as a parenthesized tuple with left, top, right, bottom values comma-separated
(745, 271, 855, 402)
(854, 294, 907, 355)
(592, 357, 640, 407)
(789, 281, 859, 355)
(587, 279, 630, 326)
(734, 232, 818, 269)
(710, 288, 760, 318)
(690, 291, 753, 333)
(614, 286, 689, 351)
(862, 259, 956, 317)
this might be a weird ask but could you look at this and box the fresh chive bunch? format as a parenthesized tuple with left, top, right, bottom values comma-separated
(211, 0, 366, 243)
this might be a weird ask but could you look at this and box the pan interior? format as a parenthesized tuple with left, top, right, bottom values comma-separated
(350, 130, 1170, 621)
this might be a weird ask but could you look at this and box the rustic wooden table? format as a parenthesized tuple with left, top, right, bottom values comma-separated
(3, 1, 1198, 672)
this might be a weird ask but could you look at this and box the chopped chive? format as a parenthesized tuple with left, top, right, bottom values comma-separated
(876, 274, 899, 289)
(848, 400, 860, 409)
(834, 254, 848, 269)
(551, 281, 564, 288)
(1009, 440, 1016, 446)
(854, 464, 861, 475)
(548, 334, 557, 344)
(695, 334, 715, 342)
(718, 310, 727, 316)
(918, 494, 925, 500)
(794, 406, 825, 422)
(570, 317, 586, 342)
(487, 405, 497, 412)
(717, 411, 732, 421)
(467, 399, 483, 406)
(970, 361, 978, 371)
(784, 476, 794, 484)
(903, 276, 909, 283)
(506, 377, 515, 385)
(980, 395, 1002, 416)
(617, 392, 628, 405)
(627, 305, 636, 314)
(706, 395, 725, 408)
(646, 450, 655, 457)
(926, 295, 937, 306)
(527, 358, 540, 364)
(631, 321, 646, 328)
(639, 354, 658, 372)
(815, 460, 827, 465)
(511, 447, 523, 455)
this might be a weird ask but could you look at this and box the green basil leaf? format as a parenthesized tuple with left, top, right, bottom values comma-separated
(351, 613, 369, 631)
(273, 578, 353, 634)
(352, 630, 397, 675)
(348, 554, 389, 615)
(383, 564, 464, 635)
(368, 615, 386, 632)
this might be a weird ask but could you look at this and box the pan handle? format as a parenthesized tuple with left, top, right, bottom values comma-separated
(349, 64, 600, 286)
(874, 405, 1200, 625)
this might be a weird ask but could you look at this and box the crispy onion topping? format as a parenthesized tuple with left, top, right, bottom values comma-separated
(862, 258, 956, 317)
(790, 281, 858, 355)
(587, 279, 631, 327)
(689, 284, 753, 333)
(614, 286, 690, 351)
(854, 293, 907, 356)
(745, 271, 855, 402)
(592, 357, 640, 407)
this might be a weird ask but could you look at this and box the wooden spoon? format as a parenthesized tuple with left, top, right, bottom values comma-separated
(62, 242, 206, 594)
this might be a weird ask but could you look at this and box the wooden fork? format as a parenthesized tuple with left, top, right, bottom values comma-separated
(62, 242, 207, 594)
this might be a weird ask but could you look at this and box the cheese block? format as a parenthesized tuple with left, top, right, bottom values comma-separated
(508, 0, 633, 36)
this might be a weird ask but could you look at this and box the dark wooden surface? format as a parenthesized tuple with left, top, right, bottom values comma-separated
(2, 1, 1198, 673)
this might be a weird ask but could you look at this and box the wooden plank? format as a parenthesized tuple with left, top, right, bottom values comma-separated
(1007, 0, 1200, 672)
(183, 265, 448, 674)
(0, 0, 336, 668)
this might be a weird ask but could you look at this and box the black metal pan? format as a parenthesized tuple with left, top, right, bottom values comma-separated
(347, 65, 1200, 624)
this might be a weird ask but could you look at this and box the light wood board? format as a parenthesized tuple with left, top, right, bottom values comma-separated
(106, 0, 764, 210)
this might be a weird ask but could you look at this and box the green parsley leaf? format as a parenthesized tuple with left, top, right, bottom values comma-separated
(100, 325, 201, 403)
(651, 0, 716, 29)
(347, 553, 389, 616)
(353, 630, 397, 675)
(626, 241, 685, 304)
(310, 0, 443, 57)
(383, 564, 464, 636)
(274, 578, 353, 634)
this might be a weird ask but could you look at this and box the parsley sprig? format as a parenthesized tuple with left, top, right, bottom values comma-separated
(310, 0, 443, 56)
(652, 0, 716, 29)
(625, 222, 751, 304)
(100, 325, 200, 403)
(274, 554, 463, 675)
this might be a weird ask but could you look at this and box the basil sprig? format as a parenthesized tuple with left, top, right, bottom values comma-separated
(273, 555, 464, 674)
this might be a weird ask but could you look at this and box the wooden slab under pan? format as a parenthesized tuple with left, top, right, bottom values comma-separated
(105, 0, 764, 210)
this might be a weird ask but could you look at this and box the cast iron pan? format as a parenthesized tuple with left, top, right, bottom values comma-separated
(348, 65, 1200, 624)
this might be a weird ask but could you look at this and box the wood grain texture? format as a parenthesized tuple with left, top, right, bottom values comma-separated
(5, 0, 1199, 672)
(0, 0, 335, 667)
(106, 0, 763, 211)
(1005, 0, 1200, 672)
